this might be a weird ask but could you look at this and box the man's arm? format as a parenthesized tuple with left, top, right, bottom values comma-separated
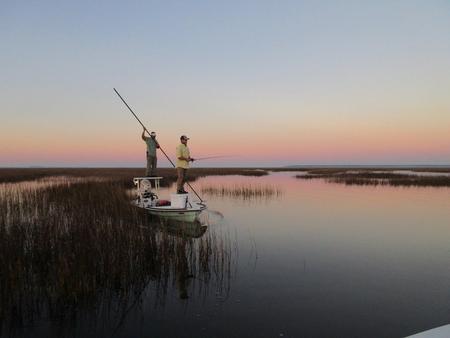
(176, 146, 191, 161)
(177, 153, 190, 161)
(178, 155, 194, 162)
(141, 129, 148, 141)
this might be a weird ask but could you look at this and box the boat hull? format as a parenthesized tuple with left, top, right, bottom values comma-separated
(147, 208, 204, 222)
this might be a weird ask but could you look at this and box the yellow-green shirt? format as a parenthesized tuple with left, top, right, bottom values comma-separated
(176, 144, 190, 169)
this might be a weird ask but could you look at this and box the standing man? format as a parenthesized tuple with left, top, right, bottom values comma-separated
(142, 128, 160, 177)
(176, 135, 195, 194)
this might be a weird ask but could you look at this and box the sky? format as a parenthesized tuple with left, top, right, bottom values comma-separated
(1, 0, 449, 167)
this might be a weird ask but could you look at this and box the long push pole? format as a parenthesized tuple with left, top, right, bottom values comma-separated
(113, 88, 204, 202)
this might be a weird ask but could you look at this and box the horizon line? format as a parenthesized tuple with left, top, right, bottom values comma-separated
(1, 164, 450, 169)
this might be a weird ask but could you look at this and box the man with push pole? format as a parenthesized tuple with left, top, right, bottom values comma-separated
(176, 135, 195, 194)
(142, 128, 160, 177)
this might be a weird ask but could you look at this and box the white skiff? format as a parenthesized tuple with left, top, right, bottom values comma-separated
(133, 177, 206, 222)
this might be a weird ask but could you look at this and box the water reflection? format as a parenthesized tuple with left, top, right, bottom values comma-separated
(179, 172, 450, 338)
(157, 218, 208, 238)
(1, 172, 449, 337)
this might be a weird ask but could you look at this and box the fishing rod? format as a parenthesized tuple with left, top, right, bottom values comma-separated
(113, 88, 204, 202)
(194, 155, 233, 161)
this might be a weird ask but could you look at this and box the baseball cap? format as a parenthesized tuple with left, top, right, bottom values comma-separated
(180, 135, 189, 140)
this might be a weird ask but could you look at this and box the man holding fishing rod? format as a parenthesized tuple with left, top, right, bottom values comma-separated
(141, 128, 160, 176)
(176, 135, 195, 194)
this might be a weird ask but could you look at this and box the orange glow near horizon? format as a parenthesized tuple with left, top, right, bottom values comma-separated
(2, 123, 449, 166)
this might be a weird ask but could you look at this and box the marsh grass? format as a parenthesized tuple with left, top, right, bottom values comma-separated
(0, 176, 234, 334)
(201, 184, 282, 200)
(0, 168, 268, 186)
(409, 168, 450, 173)
(2, 167, 448, 184)
(296, 171, 450, 187)
(269, 167, 450, 174)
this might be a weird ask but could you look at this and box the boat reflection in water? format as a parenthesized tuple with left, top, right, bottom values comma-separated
(151, 213, 227, 300)
(167, 219, 206, 299)
(157, 217, 208, 239)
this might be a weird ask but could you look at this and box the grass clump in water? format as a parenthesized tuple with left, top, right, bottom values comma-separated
(201, 184, 282, 200)
(296, 171, 450, 187)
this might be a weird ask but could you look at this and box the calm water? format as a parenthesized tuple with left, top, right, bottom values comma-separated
(26, 172, 450, 337)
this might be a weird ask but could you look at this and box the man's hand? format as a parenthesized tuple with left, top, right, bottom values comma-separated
(189, 158, 195, 162)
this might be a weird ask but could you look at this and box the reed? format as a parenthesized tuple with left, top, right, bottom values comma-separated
(0, 176, 234, 334)
(201, 184, 282, 200)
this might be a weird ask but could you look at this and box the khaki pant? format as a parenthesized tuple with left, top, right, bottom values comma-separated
(177, 167, 187, 192)
(146, 154, 157, 176)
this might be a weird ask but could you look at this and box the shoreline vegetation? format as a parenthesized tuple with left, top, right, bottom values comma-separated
(0, 168, 268, 185)
(1, 167, 449, 187)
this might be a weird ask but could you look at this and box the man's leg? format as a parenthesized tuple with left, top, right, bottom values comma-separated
(150, 156, 157, 176)
(182, 169, 188, 192)
(145, 152, 151, 176)
(177, 167, 184, 192)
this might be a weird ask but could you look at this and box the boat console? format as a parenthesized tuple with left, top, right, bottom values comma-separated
(134, 177, 163, 208)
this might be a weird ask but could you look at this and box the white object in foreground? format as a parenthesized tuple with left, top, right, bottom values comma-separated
(406, 324, 450, 338)
(133, 177, 206, 222)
